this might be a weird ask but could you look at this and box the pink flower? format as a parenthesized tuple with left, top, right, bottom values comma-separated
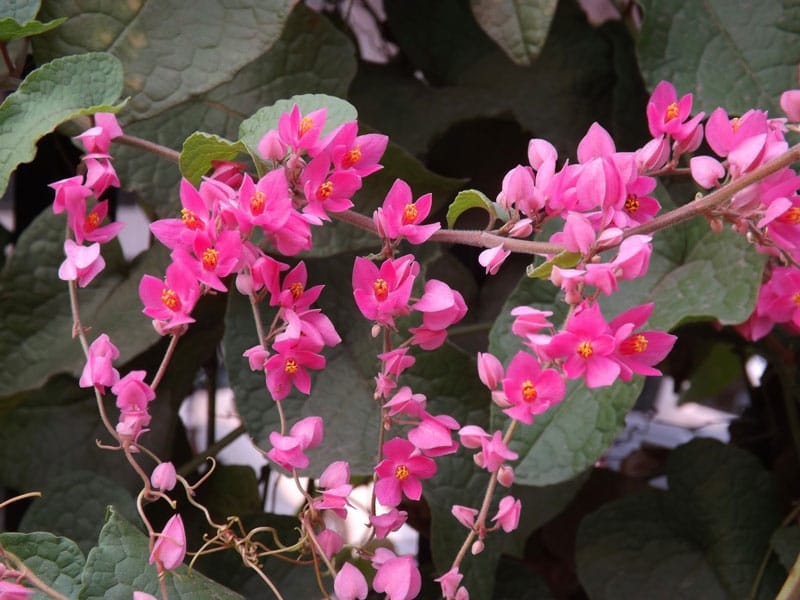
(133, 593, 158, 600)
(690, 156, 726, 189)
(474, 430, 518, 473)
(478, 244, 510, 275)
(257, 129, 287, 161)
(83, 155, 120, 197)
(371, 549, 421, 600)
(314, 460, 352, 518)
(58, 240, 105, 287)
(646, 81, 705, 142)
(265, 337, 325, 401)
(150, 179, 215, 250)
(334, 562, 368, 600)
(476, 352, 504, 390)
(384, 386, 427, 418)
(301, 154, 362, 221)
(436, 567, 464, 600)
(374, 437, 437, 507)
(548, 302, 620, 388)
(139, 263, 201, 328)
(149, 514, 186, 570)
(0, 581, 34, 599)
(325, 121, 388, 177)
(72, 200, 124, 245)
(780, 89, 800, 121)
(501, 351, 565, 424)
(50, 175, 91, 216)
(278, 105, 326, 153)
(374, 178, 440, 244)
(271, 261, 323, 310)
(451, 505, 478, 529)
(74, 112, 122, 154)
(370, 508, 408, 539)
(407, 414, 460, 457)
(492, 496, 521, 532)
(497, 165, 537, 212)
(266, 416, 324, 471)
(316, 528, 343, 559)
(113, 371, 155, 413)
(352, 255, 419, 327)
(233, 170, 293, 235)
(151, 462, 177, 491)
(609, 303, 677, 381)
(79, 333, 120, 391)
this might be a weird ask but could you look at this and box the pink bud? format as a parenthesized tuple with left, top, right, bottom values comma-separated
(334, 562, 368, 600)
(476, 353, 504, 390)
(780, 90, 800, 121)
(149, 514, 186, 570)
(133, 593, 158, 600)
(690, 155, 726, 188)
(150, 462, 177, 491)
(257, 129, 287, 160)
(451, 505, 478, 529)
(492, 496, 522, 533)
(316, 528, 343, 559)
(497, 465, 515, 487)
(471, 540, 484, 555)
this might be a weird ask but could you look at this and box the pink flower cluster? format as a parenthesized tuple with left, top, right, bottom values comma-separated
(51, 113, 124, 287)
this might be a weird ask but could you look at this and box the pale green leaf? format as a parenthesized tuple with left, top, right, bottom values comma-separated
(637, 0, 800, 115)
(470, 0, 558, 65)
(0, 531, 85, 600)
(0, 15, 64, 41)
(1, 0, 40, 24)
(180, 132, 247, 185)
(526, 250, 582, 279)
(35, 0, 299, 121)
(446, 188, 495, 229)
(0, 52, 122, 196)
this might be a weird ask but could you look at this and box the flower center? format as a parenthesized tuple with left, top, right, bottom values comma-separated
(299, 116, 313, 136)
(373, 278, 389, 300)
(85, 212, 100, 232)
(284, 358, 298, 374)
(395, 464, 410, 480)
(202, 248, 218, 270)
(521, 379, 537, 402)
(161, 288, 181, 311)
(731, 117, 741, 132)
(778, 206, 800, 224)
(181, 208, 201, 230)
(402, 203, 418, 225)
(793, 291, 800, 306)
(665, 102, 679, 121)
(316, 181, 334, 200)
(250, 190, 265, 215)
(577, 340, 593, 358)
(289, 282, 304, 299)
(624, 194, 640, 215)
(620, 334, 648, 355)
(342, 145, 362, 169)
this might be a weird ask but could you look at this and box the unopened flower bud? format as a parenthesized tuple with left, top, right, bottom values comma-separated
(497, 465, 515, 487)
(371, 323, 382, 338)
(471, 540, 484, 555)
(151, 462, 177, 491)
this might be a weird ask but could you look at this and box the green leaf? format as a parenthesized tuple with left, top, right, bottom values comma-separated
(446, 189, 496, 229)
(0, 15, 64, 42)
(0, 210, 163, 400)
(238, 93, 357, 157)
(1, 0, 40, 24)
(112, 4, 355, 217)
(180, 132, 247, 185)
(0, 52, 122, 196)
(493, 555, 555, 599)
(0, 531, 85, 599)
(771, 525, 800, 572)
(195, 464, 262, 523)
(470, 0, 558, 66)
(637, 0, 800, 115)
(526, 249, 582, 279)
(79, 508, 243, 599)
(576, 439, 784, 599)
(35, 0, 299, 121)
(19, 470, 138, 555)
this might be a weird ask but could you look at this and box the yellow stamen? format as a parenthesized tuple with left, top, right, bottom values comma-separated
(395, 464, 410, 480)
(250, 190, 265, 215)
(316, 181, 334, 200)
(793, 291, 800, 306)
(289, 282, 304, 299)
(624, 194, 640, 215)
(181, 208, 201, 230)
(299, 116, 313, 136)
(577, 341, 593, 359)
(778, 207, 800, 225)
(620, 334, 648, 355)
(665, 102, 679, 121)
(284, 358, 298, 374)
(373, 278, 389, 300)
(402, 203, 418, 225)
(85, 212, 100, 231)
(161, 288, 181, 311)
(202, 248, 218, 270)
(521, 379, 537, 403)
(342, 145, 362, 169)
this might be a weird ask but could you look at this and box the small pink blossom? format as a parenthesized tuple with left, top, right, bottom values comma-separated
(374, 178, 440, 244)
(374, 437, 437, 507)
(0, 581, 34, 599)
(314, 460, 352, 518)
(408, 414, 460, 457)
(334, 562, 368, 600)
(151, 462, 177, 491)
(478, 244, 510, 275)
(436, 567, 464, 600)
(370, 508, 408, 539)
(265, 337, 326, 401)
(352, 255, 419, 327)
(265, 416, 324, 471)
(646, 81, 705, 143)
(74, 112, 122, 154)
(780, 89, 800, 121)
(326, 121, 388, 177)
(79, 333, 120, 391)
(501, 351, 565, 424)
(58, 240, 105, 287)
(492, 496, 521, 532)
(476, 352, 504, 390)
(451, 505, 478, 529)
(149, 514, 186, 570)
(371, 549, 421, 600)
(316, 528, 343, 559)
(474, 430, 518, 473)
(138, 263, 200, 328)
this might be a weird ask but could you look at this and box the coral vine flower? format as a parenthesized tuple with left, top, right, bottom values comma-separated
(314, 460, 352, 518)
(352, 255, 419, 327)
(501, 351, 565, 424)
(548, 302, 620, 388)
(73, 200, 124, 245)
(646, 81, 704, 143)
(371, 548, 422, 600)
(139, 263, 200, 328)
(326, 121, 389, 177)
(609, 303, 677, 381)
(374, 178, 441, 244)
(374, 437, 437, 507)
(74, 113, 122, 154)
(492, 496, 521, 532)
(334, 562, 368, 600)
(266, 416, 323, 470)
(79, 334, 120, 392)
(370, 508, 408, 539)
(58, 240, 105, 287)
(149, 514, 186, 570)
(301, 154, 362, 220)
(278, 105, 326, 154)
(264, 337, 326, 401)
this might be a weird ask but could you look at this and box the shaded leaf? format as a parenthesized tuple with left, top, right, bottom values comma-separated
(0, 15, 64, 42)
(637, 0, 800, 115)
(0, 52, 122, 196)
(79, 508, 243, 599)
(470, 0, 558, 66)
(0, 531, 85, 600)
(1, 0, 40, 24)
(493, 555, 555, 599)
(19, 470, 138, 555)
(526, 249, 582, 279)
(35, 0, 299, 121)
(112, 4, 355, 217)
(771, 525, 800, 572)
(576, 439, 784, 599)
